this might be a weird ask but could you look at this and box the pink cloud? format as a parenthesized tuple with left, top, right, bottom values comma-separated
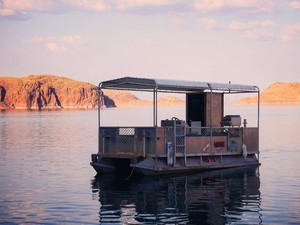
(227, 20, 276, 41)
(1, 0, 57, 15)
(288, 0, 300, 9)
(198, 18, 219, 29)
(113, 0, 183, 11)
(0, 0, 59, 19)
(167, 12, 187, 27)
(228, 20, 276, 31)
(64, 0, 111, 12)
(243, 30, 274, 40)
(1, 0, 56, 11)
(0, 0, 110, 19)
(0, 0, 185, 19)
(31, 35, 83, 53)
(0, 8, 15, 16)
(45, 42, 66, 53)
(195, 0, 275, 13)
(281, 24, 300, 42)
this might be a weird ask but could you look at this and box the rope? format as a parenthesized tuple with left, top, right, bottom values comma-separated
(124, 134, 145, 181)
(124, 165, 135, 181)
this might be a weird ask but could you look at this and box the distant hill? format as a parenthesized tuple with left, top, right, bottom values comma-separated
(103, 90, 184, 107)
(239, 82, 300, 105)
(103, 89, 150, 107)
(0, 74, 184, 110)
(0, 75, 115, 109)
(157, 96, 184, 106)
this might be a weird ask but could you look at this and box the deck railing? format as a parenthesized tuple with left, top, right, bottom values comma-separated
(98, 126, 258, 157)
(99, 127, 155, 157)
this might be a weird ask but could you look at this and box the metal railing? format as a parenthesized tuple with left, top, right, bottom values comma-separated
(98, 126, 258, 157)
(186, 126, 244, 137)
(99, 127, 155, 157)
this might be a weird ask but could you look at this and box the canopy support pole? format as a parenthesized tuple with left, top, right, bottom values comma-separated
(256, 86, 260, 162)
(153, 88, 158, 127)
(98, 86, 102, 154)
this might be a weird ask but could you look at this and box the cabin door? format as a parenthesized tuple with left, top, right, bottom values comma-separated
(186, 93, 206, 127)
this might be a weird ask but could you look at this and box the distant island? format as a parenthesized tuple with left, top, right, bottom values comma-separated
(239, 82, 300, 105)
(0, 75, 110, 109)
(0, 74, 184, 110)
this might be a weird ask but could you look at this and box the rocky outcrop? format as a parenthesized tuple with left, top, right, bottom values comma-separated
(239, 82, 300, 105)
(0, 75, 115, 109)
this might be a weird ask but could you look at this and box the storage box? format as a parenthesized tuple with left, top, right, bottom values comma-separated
(220, 115, 241, 126)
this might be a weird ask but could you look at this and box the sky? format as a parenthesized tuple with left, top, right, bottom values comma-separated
(0, 0, 300, 90)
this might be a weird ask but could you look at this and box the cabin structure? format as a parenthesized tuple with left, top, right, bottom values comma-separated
(91, 77, 260, 176)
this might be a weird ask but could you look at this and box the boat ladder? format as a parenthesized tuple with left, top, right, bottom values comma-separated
(173, 122, 187, 167)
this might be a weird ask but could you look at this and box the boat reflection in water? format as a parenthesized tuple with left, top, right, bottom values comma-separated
(91, 166, 261, 225)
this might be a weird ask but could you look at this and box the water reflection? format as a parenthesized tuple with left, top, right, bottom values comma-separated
(92, 166, 261, 225)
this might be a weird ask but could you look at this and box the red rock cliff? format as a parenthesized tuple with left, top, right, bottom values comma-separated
(0, 75, 115, 109)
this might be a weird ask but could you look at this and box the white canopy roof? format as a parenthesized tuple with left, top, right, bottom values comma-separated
(99, 77, 259, 93)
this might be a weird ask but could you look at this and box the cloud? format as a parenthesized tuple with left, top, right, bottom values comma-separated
(112, 0, 183, 11)
(0, 0, 111, 19)
(0, 0, 183, 17)
(64, 0, 111, 12)
(31, 35, 83, 53)
(227, 20, 276, 41)
(45, 42, 66, 53)
(167, 12, 187, 27)
(288, 0, 300, 9)
(0, 0, 186, 19)
(195, 0, 275, 13)
(0, 0, 58, 19)
(0, 8, 15, 16)
(198, 18, 219, 29)
(242, 30, 275, 40)
(1, 0, 56, 12)
(281, 24, 300, 42)
(228, 20, 276, 31)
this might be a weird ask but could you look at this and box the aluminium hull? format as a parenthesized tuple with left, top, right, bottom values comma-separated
(90, 154, 260, 176)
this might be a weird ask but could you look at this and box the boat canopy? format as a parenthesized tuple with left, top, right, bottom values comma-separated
(99, 77, 259, 93)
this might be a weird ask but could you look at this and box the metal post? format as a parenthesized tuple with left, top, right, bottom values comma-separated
(153, 89, 155, 127)
(143, 130, 146, 157)
(243, 119, 247, 127)
(256, 87, 260, 162)
(116, 127, 118, 154)
(208, 84, 213, 151)
(184, 124, 187, 167)
(173, 121, 176, 167)
(98, 86, 101, 154)
(102, 130, 105, 154)
(153, 87, 158, 127)
(155, 89, 158, 127)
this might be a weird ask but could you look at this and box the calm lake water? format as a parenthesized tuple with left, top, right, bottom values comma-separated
(0, 105, 300, 225)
